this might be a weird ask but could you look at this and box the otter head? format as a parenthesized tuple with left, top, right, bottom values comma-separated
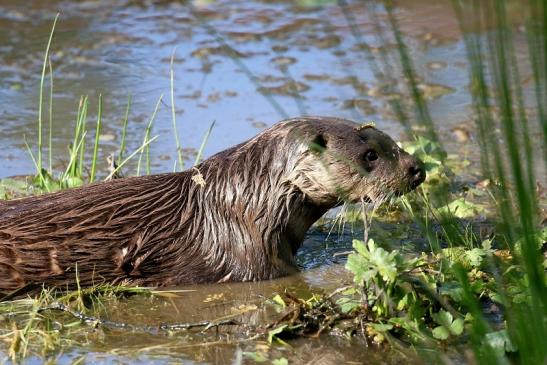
(286, 119, 425, 207)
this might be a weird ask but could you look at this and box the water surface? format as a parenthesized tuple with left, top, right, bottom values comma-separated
(0, 0, 486, 179)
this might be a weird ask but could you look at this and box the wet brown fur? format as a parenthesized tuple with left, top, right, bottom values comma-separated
(0, 117, 424, 291)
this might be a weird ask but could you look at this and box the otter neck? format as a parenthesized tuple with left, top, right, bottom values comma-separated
(195, 134, 331, 280)
(281, 192, 331, 255)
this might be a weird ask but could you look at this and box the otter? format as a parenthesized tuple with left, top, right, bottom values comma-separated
(0, 116, 425, 292)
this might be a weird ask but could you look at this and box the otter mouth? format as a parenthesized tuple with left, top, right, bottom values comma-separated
(409, 177, 425, 190)
(393, 185, 415, 197)
(392, 182, 422, 198)
(358, 179, 423, 204)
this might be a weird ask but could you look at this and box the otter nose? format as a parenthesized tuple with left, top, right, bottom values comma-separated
(408, 162, 426, 189)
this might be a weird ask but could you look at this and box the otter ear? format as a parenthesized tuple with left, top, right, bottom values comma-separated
(310, 134, 327, 154)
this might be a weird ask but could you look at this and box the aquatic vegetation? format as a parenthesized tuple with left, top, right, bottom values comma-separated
(343, 0, 546, 363)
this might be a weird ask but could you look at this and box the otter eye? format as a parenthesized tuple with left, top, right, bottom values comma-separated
(364, 150, 378, 162)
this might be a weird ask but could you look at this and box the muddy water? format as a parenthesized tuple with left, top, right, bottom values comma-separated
(0, 0, 540, 363)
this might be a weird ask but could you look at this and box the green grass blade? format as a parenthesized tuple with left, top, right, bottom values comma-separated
(190, 6, 289, 119)
(194, 120, 215, 166)
(117, 94, 132, 165)
(89, 94, 103, 183)
(170, 51, 184, 170)
(137, 95, 162, 176)
(48, 57, 54, 174)
(385, 3, 438, 143)
(37, 13, 59, 178)
(106, 135, 159, 181)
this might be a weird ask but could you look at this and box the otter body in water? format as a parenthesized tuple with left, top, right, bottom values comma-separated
(0, 117, 424, 291)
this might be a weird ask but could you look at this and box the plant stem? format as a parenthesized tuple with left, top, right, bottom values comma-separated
(90, 94, 103, 183)
(38, 13, 59, 177)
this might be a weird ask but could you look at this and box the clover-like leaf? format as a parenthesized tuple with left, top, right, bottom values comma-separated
(449, 318, 464, 336)
(432, 310, 453, 328)
(432, 310, 464, 340)
(432, 326, 450, 340)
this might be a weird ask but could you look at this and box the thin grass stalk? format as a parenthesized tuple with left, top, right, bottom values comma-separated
(170, 52, 184, 170)
(194, 120, 215, 166)
(454, 0, 517, 275)
(63, 131, 87, 184)
(89, 94, 103, 182)
(23, 137, 47, 189)
(48, 57, 53, 174)
(487, 1, 544, 307)
(320, 21, 366, 120)
(190, 6, 289, 119)
(338, 0, 413, 135)
(489, 4, 545, 328)
(384, 2, 439, 143)
(280, 67, 307, 115)
(368, 11, 413, 135)
(19, 297, 43, 359)
(453, 1, 493, 178)
(525, 0, 547, 164)
(106, 136, 159, 181)
(400, 194, 440, 252)
(137, 95, 162, 176)
(71, 96, 88, 179)
(117, 94, 131, 165)
(37, 14, 59, 178)
(367, 2, 416, 134)
(78, 98, 88, 178)
(454, 1, 546, 362)
(146, 97, 162, 175)
(454, 1, 515, 244)
(66, 96, 88, 180)
(502, 14, 536, 199)
(69, 97, 84, 177)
